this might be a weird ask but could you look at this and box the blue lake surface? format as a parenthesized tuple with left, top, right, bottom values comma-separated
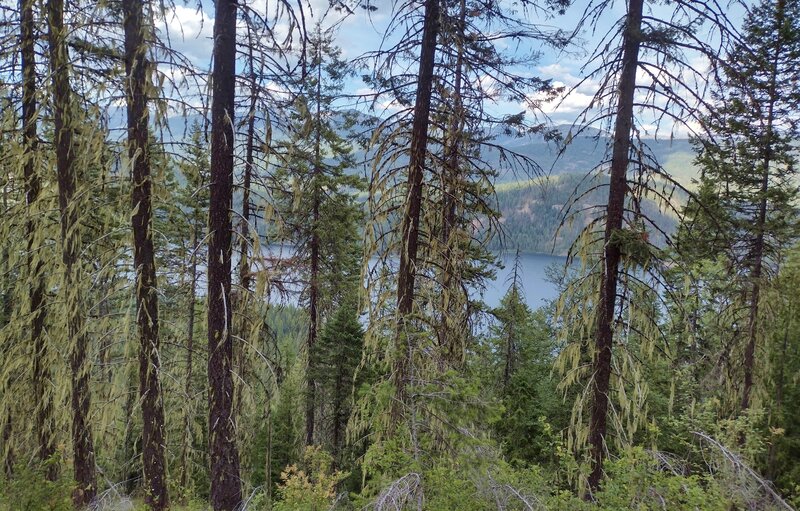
(260, 246, 566, 311)
(480, 252, 566, 310)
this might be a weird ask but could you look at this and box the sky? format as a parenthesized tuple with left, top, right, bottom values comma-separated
(153, 0, 751, 137)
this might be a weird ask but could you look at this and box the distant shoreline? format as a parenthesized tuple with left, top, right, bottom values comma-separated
(493, 249, 568, 258)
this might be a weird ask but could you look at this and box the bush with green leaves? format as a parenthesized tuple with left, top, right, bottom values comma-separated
(271, 446, 347, 511)
(0, 464, 72, 511)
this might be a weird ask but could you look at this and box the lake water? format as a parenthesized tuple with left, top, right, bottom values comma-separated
(480, 252, 566, 310)
(260, 246, 566, 311)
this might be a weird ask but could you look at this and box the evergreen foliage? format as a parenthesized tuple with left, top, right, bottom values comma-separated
(0, 0, 798, 509)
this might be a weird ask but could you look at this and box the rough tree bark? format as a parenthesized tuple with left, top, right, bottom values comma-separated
(22, 0, 57, 479)
(587, 0, 643, 494)
(392, 0, 440, 426)
(122, 0, 168, 507)
(46, 0, 97, 504)
(208, 0, 242, 507)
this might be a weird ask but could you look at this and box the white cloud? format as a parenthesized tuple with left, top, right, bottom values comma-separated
(155, 4, 214, 69)
(538, 63, 581, 84)
(524, 74, 599, 116)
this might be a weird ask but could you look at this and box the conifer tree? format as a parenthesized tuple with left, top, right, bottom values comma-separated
(695, 0, 800, 412)
(488, 277, 562, 465)
(46, 0, 97, 502)
(554, 0, 738, 493)
(175, 123, 211, 493)
(358, 0, 567, 441)
(392, 0, 440, 427)
(273, 25, 361, 446)
(122, 0, 168, 506)
(586, 0, 644, 492)
(311, 303, 364, 464)
(21, 0, 56, 478)
(544, 0, 735, 498)
(208, 0, 241, 506)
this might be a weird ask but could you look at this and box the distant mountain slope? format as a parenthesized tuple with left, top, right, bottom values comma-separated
(156, 110, 699, 185)
(487, 126, 698, 185)
(156, 111, 696, 254)
(490, 173, 684, 255)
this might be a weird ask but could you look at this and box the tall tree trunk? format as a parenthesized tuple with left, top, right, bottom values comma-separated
(180, 224, 198, 491)
(392, 0, 440, 426)
(234, 58, 256, 429)
(741, 0, 783, 412)
(208, 0, 241, 507)
(1, 193, 11, 480)
(742, 196, 767, 412)
(305, 47, 322, 446)
(2, 407, 12, 478)
(264, 389, 273, 506)
(587, 0, 643, 494)
(47, 0, 97, 504)
(438, 0, 466, 365)
(122, 1, 168, 507)
(22, 0, 57, 479)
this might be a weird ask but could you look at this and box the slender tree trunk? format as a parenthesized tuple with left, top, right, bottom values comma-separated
(2, 408, 12, 478)
(438, 0, 466, 365)
(47, 0, 97, 503)
(1, 193, 11, 480)
(742, 222, 766, 412)
(239, 57, 255, 303)
(741, 0, 783, 412)
(305, 48, 322, 446)
(180, 224, 198, 491)
(234, 39, 258, 429)
(122, 374, 138, 495)
(440, 0, 465, 256)
(98, 276, 114, 385)
(208, 0, 241, 507)
(392, 0, 440, 426)
(587, 0, 643, 494)
(122, 1, 168, 507)
(22, 0, 57, 479)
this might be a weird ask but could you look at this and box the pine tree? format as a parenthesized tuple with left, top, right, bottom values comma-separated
(273, 25, 362, 446)
(208, 0, 241, 506)
(553, 0, 738, 493)
(311, 303, 364, 464)
(21, 0, 56, 479)
(122, 0, 168, 506)
(358, 0, 566, 446)
(488, 281, 561, 465)
(46, 0, 97, 502)
(586, 0, 644, 492)
(694, 0, 800, 413)
(174, 123, 211, 494)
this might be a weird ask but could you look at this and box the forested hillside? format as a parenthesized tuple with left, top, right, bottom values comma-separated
(492, 174, 682, 254)
(0, 0, 799, 510)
